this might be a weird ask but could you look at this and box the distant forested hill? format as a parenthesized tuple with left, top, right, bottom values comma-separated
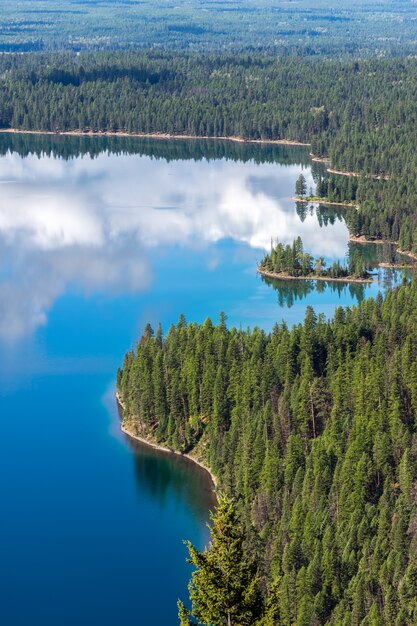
(2, 52, 417, 251)
(1, 0, 417, 55)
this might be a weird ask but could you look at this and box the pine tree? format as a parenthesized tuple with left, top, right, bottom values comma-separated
(295, 174, 307, 198)
(178, 494, 264, 626)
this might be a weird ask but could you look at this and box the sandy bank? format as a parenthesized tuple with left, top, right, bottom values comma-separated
(349, 235, 397, 245)
(378, 262, 415, 269)
(258, 267, 373, 284)
(397, 249, 417, 263)
(0, 128, 309, 148)
(116, 392, 217, 490)
(349, 235, 417, 267)
(327, 167, 389, 181)
(309, 153, 331, 163)
(290, 196, 357, 208)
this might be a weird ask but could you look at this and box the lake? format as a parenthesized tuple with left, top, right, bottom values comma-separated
(0, 134, 399, 625)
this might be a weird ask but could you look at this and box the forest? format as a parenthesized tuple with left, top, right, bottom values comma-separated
(4, 2, 417, 625)
(1, 0, 417, 55)
(2, 52, 417, 251)
(259, 237, 369, 281)
(118, 278, 417, 625)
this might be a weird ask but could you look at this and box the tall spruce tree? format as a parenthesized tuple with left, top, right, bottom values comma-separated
(178, 494, 265, 626)
(295, 174, 307, 198)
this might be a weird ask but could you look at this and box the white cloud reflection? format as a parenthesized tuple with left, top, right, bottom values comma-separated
(0, 150, 348, 340)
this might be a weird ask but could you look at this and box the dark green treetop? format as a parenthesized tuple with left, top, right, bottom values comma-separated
(178, 494, 265, 626)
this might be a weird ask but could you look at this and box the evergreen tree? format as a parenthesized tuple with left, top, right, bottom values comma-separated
(178, 494, 264, 626)
(295, 174, 307, 198)
(119, 278, 417, 624)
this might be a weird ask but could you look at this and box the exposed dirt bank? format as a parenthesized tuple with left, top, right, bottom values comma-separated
(258, 268, 373, 284)
(116, 392, 217, 490)
(0, 128, 309, 147)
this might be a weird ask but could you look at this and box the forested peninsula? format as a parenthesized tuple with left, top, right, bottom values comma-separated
(2, 52, 417, 252)
(118, 282, 417, 625)
(3, 47, 417, 623)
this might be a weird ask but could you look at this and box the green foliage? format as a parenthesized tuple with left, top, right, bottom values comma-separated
(2, 0, 417, 55)
(119, 279, 417, 624)
(179, 494, 264, 626)
(3, 52, 417, 249)
(260, 237, 368, 279)
(295, 174, 307, 198)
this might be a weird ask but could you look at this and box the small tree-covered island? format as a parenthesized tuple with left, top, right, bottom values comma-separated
(258, 237, 371, 284)
(117, 279, 417, 625)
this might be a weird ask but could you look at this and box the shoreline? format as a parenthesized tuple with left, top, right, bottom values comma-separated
(290, 196, 357, 208)
(378, 262, 415, 269)
(0, 128, 310, 147)
(258, 267, 374, 284)
(349, 235, 417, 266)
(0, 128, 394, 182)
(309, 153, 331, 163)
(116, 392, 217, 490)
(327, 167, 390, 181)
(398, 249, 417, 262)
(349, 234, 398, 245)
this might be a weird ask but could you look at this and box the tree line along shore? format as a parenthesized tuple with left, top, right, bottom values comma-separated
(118, 280, 417, 624)
(86, 51, 417, 626)
(4, 47, 417, 624)
(1, 52, 417, 253)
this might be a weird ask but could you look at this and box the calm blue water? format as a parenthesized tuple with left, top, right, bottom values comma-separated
(0, 136, 396, 625)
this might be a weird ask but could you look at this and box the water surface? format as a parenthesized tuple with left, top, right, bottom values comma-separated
(0, 135, 397, 625)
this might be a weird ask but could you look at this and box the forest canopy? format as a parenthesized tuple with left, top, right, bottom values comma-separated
(1, 0, 417, 55)
(118, 278, 417, 625)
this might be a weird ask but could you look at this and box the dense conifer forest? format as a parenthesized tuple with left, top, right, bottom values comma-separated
(118, 279, 417, 625)
(2, 52, 417, 251)
(5, 1, 417, 625)
(3, 9, 417, 621)
(2, 0, 417, 55)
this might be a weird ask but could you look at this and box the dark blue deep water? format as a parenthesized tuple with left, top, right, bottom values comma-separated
(0, 135, 400, 625)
